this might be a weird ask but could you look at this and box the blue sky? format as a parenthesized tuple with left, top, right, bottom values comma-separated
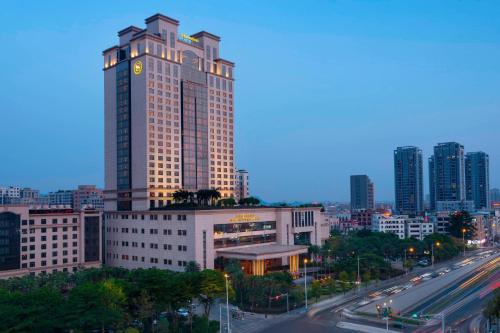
(1, 0, 499, 202)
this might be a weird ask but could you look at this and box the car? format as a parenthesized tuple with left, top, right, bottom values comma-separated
(177, 308, 189, 318)
(417, 260, 430, 267)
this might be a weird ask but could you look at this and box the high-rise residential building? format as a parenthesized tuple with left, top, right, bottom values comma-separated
(49, 190, 74, 207)
(350, 175, 374, 211)
(234, 169, 250, 202)
(491, 188, 500, 207)
(394, 146, 424, 215)
(465, 152, 490, 210)
(428, 142, 466, 210)
(103, 13, 235, 211)
(73, 185, 104, 210)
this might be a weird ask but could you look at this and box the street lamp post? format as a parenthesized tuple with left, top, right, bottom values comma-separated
(304, 259, 308, 310)
(462, 228, 466, 257)
(431, 241, 440, 268)
(224, 274, 230, 333)
(404, 247, 414, 275)
(383, 299, 392, 331)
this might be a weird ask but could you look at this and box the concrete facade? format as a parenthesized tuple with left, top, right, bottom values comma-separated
(372, 214, 434, 240)
(465, 152, 490, 210)
(0, 205, 102, 278)
(234, 169, 250, 202)
(394, 146, 424, 215)
(103, 13, 236, 211)
(104, 206, 329, 273)
(350, 175, 375, 211)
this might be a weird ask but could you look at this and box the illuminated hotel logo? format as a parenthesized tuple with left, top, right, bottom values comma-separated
(180, 33, 199, 44)
(133, 60, 143, 75)
(229, 214, 260, 222)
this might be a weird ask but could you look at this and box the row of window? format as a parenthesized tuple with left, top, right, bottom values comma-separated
(22, 217, 78, 226)
(106, 214, 187, 220)
(22, 226, 78, 234)
(109, 252, 188, 267)
(107, 240, 187, 252)
(21, 233, 78, 243)
(22, 249, 78, 260)
(21, 257, 78, 268)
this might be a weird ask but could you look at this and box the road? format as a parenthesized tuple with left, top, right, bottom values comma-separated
(255, 249, 498, 333)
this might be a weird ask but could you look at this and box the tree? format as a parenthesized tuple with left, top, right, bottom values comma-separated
(310, 280, 322, 302)
(0, 287, 66, 333)
(239, 197, 261, 206)
(338, 271, 350, 294)
(218, 198, 236, 207)
(448, 210, 476, 239)
(173, 190, 191, 204)
(196, 189, 211, 206)
(483, 289, 499, 328)
(362, 271, 371, 288)
(198, 270, 226, 316)
(209, 189, 221, 206)
(66, 279, 127, 332)
(132, 290, 155, 332)
(185, 261, 201, 273)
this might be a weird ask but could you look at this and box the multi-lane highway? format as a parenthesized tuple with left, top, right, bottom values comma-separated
(256, 249, 498, 333)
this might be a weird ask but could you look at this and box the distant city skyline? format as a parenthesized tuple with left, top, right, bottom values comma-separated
(1, 1, 499, 202)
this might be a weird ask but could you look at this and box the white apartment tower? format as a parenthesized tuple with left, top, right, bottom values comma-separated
(235, 169, 250, 202)
(103, 14, 235, 211)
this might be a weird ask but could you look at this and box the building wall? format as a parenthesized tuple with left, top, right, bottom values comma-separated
(104, 14, 235, 211)
(465, 152, 490, 210)
(350, 175, 374, 210)
(0, 205, 102, 279)
(394, 146, 424, 215)
(104, 207, 327, 272)
(429, 142, 466, 210)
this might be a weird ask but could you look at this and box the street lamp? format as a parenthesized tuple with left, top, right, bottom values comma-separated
(304, 258, 308, 310)
(462, 228, 467, 257)
(404, 247, 414, 275)
(224, 274, 230, 333)
(431, 241, 440, 268)
(383, 299, 392, 331)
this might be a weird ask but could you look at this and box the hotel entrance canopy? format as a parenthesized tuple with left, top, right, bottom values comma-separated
(217, 244, 307, 275)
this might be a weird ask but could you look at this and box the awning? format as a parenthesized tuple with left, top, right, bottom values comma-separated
(216, 244, 308, 260)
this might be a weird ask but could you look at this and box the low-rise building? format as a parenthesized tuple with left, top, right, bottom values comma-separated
(406, 218, 434, 240)
(104, 206, 328, 275)
(372, 214, 434, 240)
(0, 205, 102, 278)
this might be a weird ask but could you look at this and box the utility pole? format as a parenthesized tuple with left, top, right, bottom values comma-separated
(304, 259, 308, 310)
(224, 274, 230, 333)
(462, 228, 466, 256)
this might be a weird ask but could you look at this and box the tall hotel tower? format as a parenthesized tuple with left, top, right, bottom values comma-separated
(394, 146, 424, 215)
(103, 14, 235, 211)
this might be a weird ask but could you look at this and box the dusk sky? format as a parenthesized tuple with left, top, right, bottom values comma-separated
(1, 1, 499, 202)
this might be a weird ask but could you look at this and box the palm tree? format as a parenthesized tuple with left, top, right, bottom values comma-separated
(173, 190, 194, 204)
(209, 189, 221, 206)
(196, 189, 210, 206)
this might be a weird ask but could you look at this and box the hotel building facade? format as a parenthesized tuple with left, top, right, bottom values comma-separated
(0, 205, 101, 278)
(104, 206, 329, 274)
(103, 13, 235, 211)
(102, 14, 330, 275)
